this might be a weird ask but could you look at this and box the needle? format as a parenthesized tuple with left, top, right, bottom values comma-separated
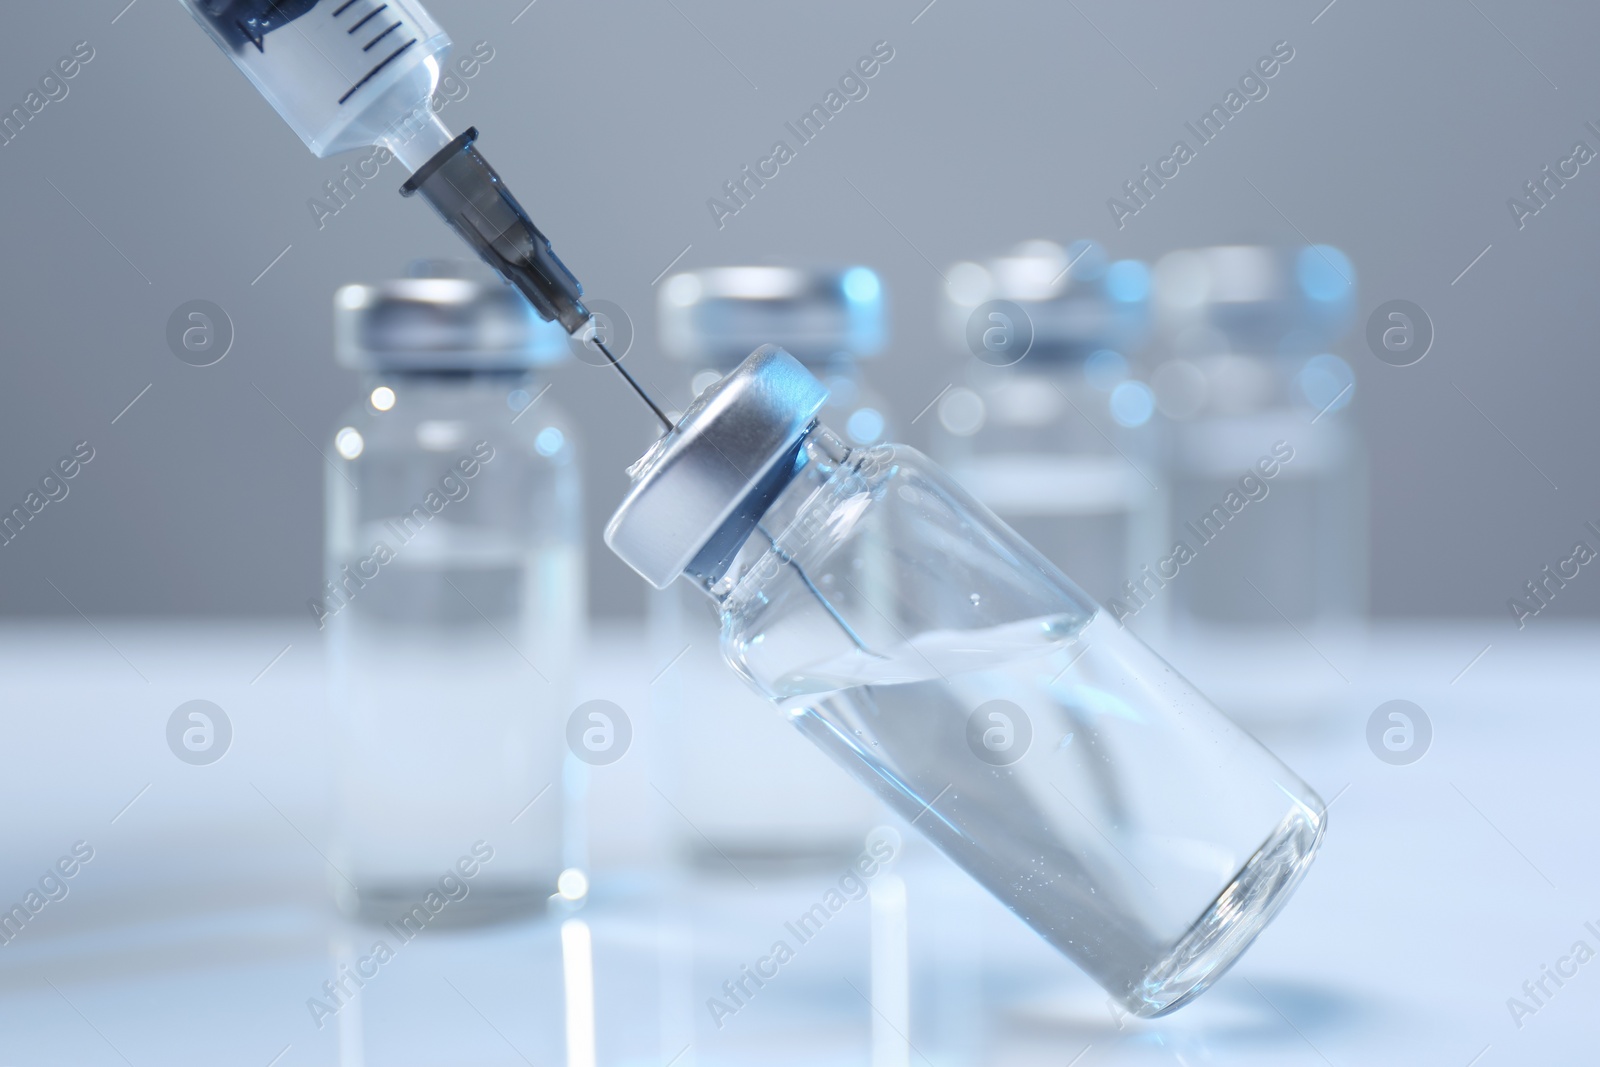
(760, 523, 879, 655)
(592, 336, 673, 430)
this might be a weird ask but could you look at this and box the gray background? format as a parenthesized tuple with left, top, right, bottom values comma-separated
(1, 0, 1594, 621)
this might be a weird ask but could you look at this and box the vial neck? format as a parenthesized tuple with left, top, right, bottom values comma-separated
(798, 354, 861, 380)
(366, 368, 538, 385)
(694, 353, 860, 378)
(689, 425, 853, 603)
(969, 358, 1082, 386)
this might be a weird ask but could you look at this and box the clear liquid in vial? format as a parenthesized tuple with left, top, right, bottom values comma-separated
(773, 611, 1324, 1015)
(332, 525, 579, 921)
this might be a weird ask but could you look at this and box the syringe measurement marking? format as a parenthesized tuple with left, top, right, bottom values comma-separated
(332, 0, 362, 16)
(348, 5, 389, 34)
(364, 22, 402, 51)
(338, 37, 417, 104)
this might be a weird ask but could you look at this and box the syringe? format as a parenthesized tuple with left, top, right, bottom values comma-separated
(182, 2, 859, 639)
(181, 0, 592, 335)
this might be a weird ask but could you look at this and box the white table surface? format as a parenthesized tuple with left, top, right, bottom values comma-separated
(0, 618, 1594, 1065)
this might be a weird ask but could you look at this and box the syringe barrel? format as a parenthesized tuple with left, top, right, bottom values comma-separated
(179, 0, 451, 158)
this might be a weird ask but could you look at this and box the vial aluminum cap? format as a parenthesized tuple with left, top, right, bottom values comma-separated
(335, 268, 568, 372)
(941, 240, 1152, 360)
(605, 345, 828, 589)
(659, 266, 885, 370)
(1153, 245, 1356, 352)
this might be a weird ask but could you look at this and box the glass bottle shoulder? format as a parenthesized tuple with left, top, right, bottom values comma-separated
(714, 430, 1098, 700)
(934, 362, 1163, 481)
(332, 374, 578, 470)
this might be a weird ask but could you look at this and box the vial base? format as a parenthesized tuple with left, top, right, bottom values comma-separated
(1129, 804, 1323, 1016)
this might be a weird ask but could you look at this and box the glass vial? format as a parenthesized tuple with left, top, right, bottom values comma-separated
(650, 265, 889, 870)
(936, 240, 1169, 632)
(605, 347, 1325, 1017)
(1148, 245, 1363, 631)
(324, 264, 583, 921)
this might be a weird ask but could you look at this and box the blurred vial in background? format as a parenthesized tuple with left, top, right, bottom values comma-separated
(937, 240, 1167, 629)
(1149, 245, 1362, 631)
(325, 262, 583, 921)
(653, 265, 889, 872)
